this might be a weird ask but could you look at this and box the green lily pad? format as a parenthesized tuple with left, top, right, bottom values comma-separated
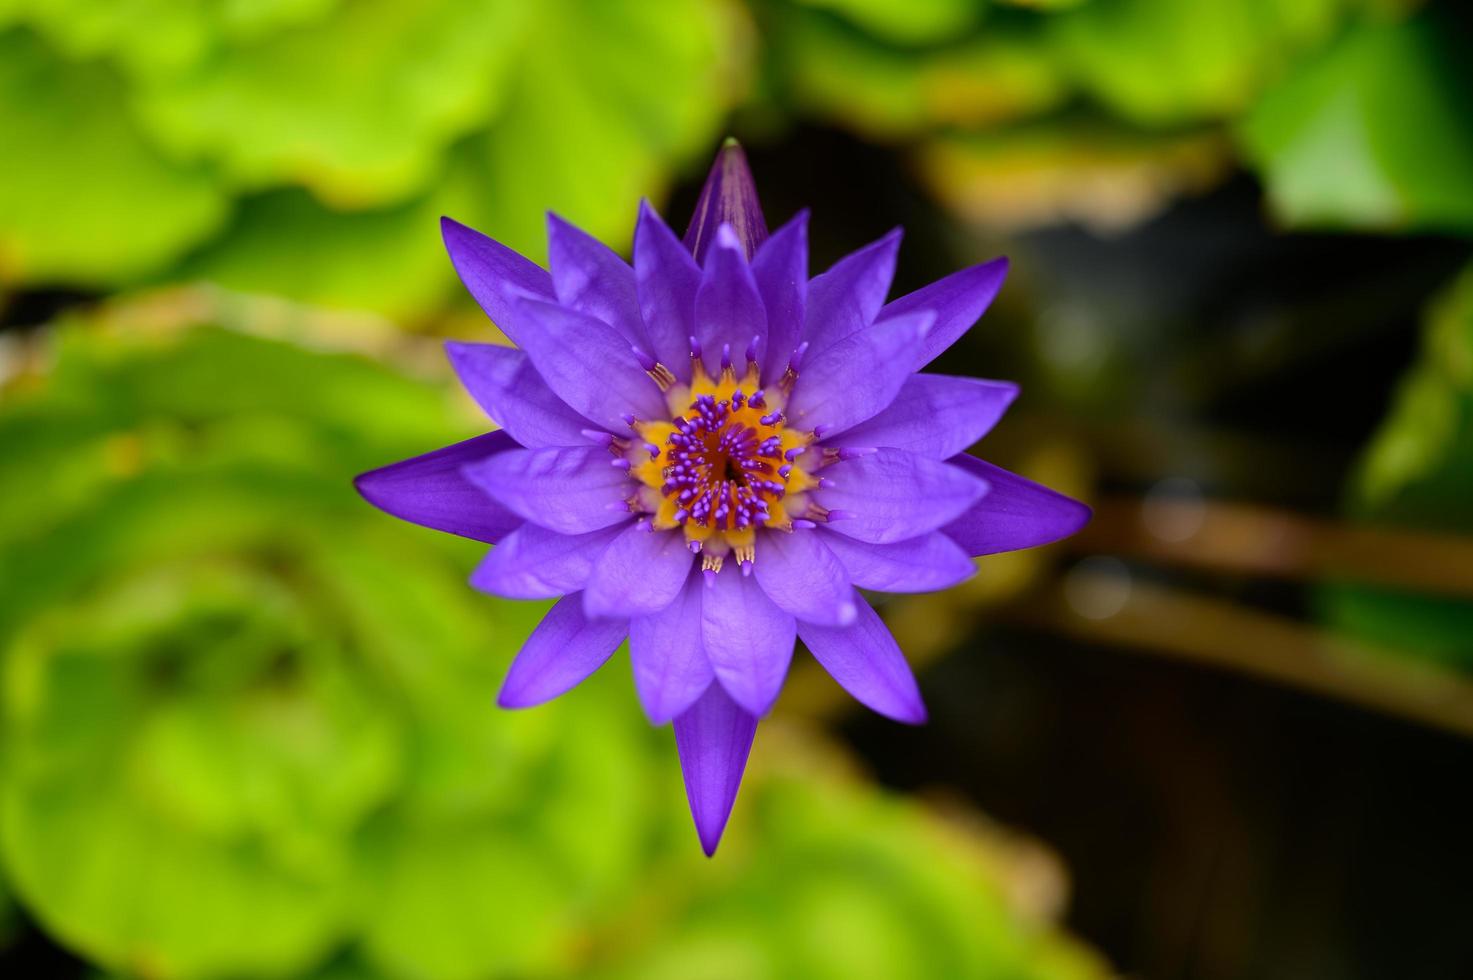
(1051, 0, 1346, 125)
(131, 0, 534, 208)
(0, 30, 229, 287)
(1320, 264, 1473, 668)
(1239, 9, 1473, 233)
(0, 0, 340, 81)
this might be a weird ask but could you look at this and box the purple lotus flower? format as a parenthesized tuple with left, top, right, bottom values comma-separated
(356, 142, 1089, 855)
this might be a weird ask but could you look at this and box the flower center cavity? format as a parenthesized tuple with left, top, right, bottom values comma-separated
(620, 350, 821, 572)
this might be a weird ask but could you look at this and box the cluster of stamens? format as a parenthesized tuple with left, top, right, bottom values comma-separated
(665, 389, 787, 531)
(611, 337, 824, 573)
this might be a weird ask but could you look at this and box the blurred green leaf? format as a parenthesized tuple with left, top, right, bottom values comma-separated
(0, 30, 229, 287)
(1051, 0, 1346, 125)
(179, 0, 735, 318)
(920, 122, 1228, 233)
(132, 0, 534, 208)
(768, 6, 1068, 138)
(0, 0, 734, 312)
(173, 185, 468, 321)
(0, 0, 340, 81)
(468, 0, 736, 260)
(1239, 8, 1473, 233)
(790, 0, 981, 46)
(1322, 264, 1473, 668)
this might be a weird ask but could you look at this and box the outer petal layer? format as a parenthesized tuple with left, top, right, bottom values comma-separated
(942, 455, 1092, 556)
(628, 573, 713, 724)
(441, 217, 553, 345)
(464, 446, 631, 536)
(445, 342, 590, 449)
(798, 594, 926, 724)
(882, 258, 1008, 369)
(751, 210, 808, 385)
(673, 682, 758, 856)
(511, 296, 668, 430)
(785, 312, 930, 434)
(752, 528, 857, 626)
(802, 229, 901, 355)
(497, 594, 628, 708)
(547, 213, 647, 348)
(701, 569, 795, 716)
(471, 523, 622, 599)
(634, 201, 701, 378)
(815, 448, 988, 544)
(831, 375, 1017, 459)
(584, 526, 696, 618)
(355, 432, 522, 544)
(819, 530, 975, 593)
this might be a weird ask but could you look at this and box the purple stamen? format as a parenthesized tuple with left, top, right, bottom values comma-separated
(631, 345, 657, 372)
(788, 341, 810, 373)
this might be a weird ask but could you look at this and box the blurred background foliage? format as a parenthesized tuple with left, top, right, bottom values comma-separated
(3, 0, 1473, 977)
(0, 314, 1106, 980)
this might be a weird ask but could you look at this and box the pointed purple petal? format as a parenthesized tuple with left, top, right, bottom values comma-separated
(694, 224, 767, 377)
(882, 258, 1008, 369)
(751, 209, 808, 386)
(629, 572, 713, 724)
(828, 375, 1018, 458)
(355, 432, 522, 544)
(445, 342, 591, 448)
(701, 568, 795, 716)
(546, 213, 648, 348)
(673, 682, 758, 856)
(801, 228, 902, 355)
(752, 528, 856, 627)
(818, 530, 975, 593)
(463, 445, 632, 536)
(684, 139, 768, 264)
(441, 217, 553, 345)
(815, 448, 988, 544)
(498, 594, 627, 708)
(941, 455, 1091, 556)
(797, 595, 926, 724)
(471, 523, 622, 599)
(785, 311, 931, 434)
(634, 200, 701, 380)
(510, 295, 667, 430)
(584, 525, 696, 618)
